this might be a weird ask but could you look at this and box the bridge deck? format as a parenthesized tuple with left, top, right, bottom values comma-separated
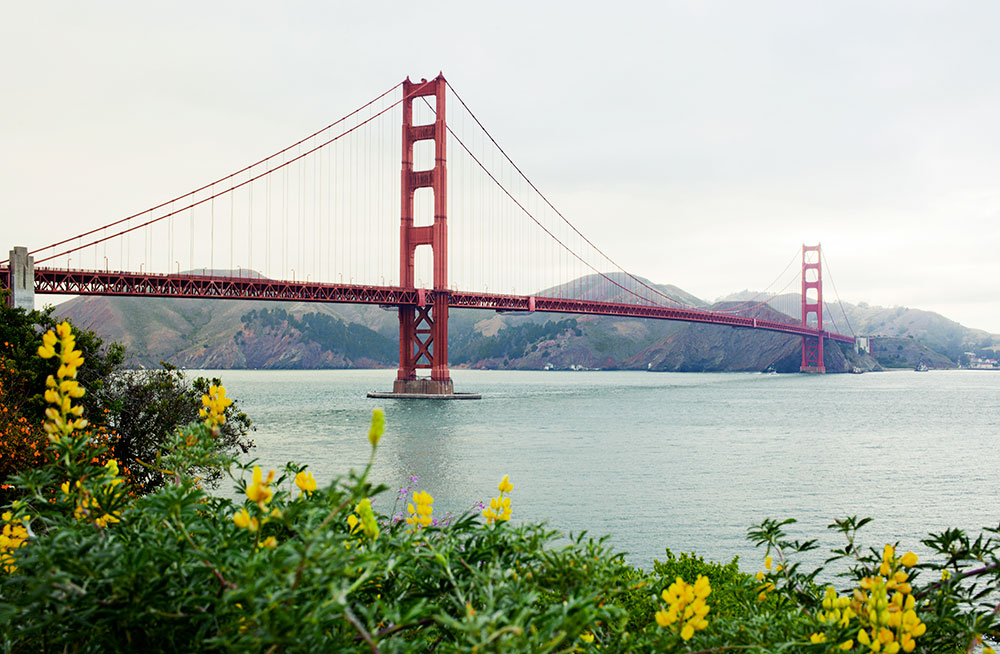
(1, 267, 854, 344)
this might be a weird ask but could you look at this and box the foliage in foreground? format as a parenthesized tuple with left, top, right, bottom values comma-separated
(1, 324, 999, 652)
(0, 301, 253, 502)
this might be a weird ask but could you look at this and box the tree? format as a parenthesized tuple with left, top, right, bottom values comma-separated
(0, 298, 253, 496)
(94, 364, 253, 494)
(0, 297, 124, 420)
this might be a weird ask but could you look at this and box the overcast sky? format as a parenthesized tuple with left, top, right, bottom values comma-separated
(3, 2, 998, 332)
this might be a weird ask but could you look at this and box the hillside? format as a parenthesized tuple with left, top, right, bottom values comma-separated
(721, 292, 998, 368)
(623, 302, 878, 373)
(50, 271, 991, 373)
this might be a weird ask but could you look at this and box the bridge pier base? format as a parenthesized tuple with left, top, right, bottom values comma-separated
(368, 378, 480, 400)
(7, 246, 34, 311)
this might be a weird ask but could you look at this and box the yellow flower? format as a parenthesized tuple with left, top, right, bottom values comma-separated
(201, 384, 233, 426)
(261, 536, 278, 549)
(38, 323, 89, 441)
(483, 475, 514, 526)
(233, 508, 257, 531)
(295, 471, 317, 494)
(900, 552, 918, 568)
(245, 466, 274, 507)
(368, 408, 385, 447)
(655, 609, 676, 627)
(0, 513, 29, 574)
(37, 331, 57, 359)
(356, 498, 378, 540)
(656, 575, 711, 640)
(810, 632, 827, 643)
(579, 632, 594, 643)
(406, 490, 434, 530)
(95, 512, 121, 528)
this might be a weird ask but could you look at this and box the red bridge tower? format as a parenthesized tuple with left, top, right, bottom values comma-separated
(800, 244, 825, 373)
(370, 74, 479, 399)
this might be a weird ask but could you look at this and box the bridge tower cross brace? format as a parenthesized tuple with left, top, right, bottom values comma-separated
(800, 243, 825, 373)
(393, 75, 454, 395)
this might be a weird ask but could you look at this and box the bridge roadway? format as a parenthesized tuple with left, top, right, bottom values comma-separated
(1, 267, 855, 344)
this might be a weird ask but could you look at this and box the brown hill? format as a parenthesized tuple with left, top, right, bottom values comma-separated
(625, 302, 878, 373)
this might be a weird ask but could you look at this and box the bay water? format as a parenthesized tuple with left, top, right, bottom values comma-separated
(198, 368, 1000, 571)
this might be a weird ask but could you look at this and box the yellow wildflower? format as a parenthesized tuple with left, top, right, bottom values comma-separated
(368, 408, 385, 447)
(656, 574, 711, 641)
(483, 475, 513, 525)
(356, 498, 378, 540)
(295, 470, 317, 494)
(233, 508, 258, 532)
(245, 466, 274, 507)
(200, 384, 233, 426)
(406, 490, 434, 530)
(38, 322, 88, 441)
(0, 513, 30, 574)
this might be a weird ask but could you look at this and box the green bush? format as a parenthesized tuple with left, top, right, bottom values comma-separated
(2, 321, 999, 653)
(653, 550, 757, 622)
(0, 303, 253, 500)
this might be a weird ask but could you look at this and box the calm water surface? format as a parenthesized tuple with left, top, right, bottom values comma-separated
(197, 368, 1000, 570)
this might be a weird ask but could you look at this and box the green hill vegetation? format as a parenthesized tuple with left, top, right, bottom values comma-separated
(50, 274, 997, 373)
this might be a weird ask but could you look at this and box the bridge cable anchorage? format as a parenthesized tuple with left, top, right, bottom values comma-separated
(445, 83, 693, 309)
(34, 85, 429, 266)
(3, 83, 403, 268)
(821, 251, 856, 337)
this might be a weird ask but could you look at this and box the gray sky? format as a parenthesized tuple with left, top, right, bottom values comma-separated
(3, 1, 999, 332)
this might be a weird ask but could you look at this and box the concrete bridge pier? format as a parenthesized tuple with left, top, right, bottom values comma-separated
(7, 247, 34, 311)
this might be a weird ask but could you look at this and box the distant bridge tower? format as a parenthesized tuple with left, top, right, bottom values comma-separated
(800, 244, 825, 373)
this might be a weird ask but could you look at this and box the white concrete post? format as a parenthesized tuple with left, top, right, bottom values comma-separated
(8, 246, 34, 311)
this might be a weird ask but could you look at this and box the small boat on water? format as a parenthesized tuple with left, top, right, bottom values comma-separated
(915, 361, 929, 372)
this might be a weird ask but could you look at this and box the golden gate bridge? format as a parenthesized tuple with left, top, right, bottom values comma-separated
(2, 74, 859, 398)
